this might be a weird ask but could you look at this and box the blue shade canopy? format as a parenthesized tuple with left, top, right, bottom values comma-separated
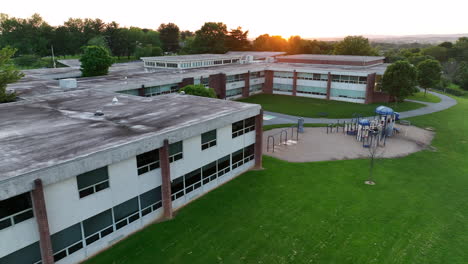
(375, 106, 394, 115)
(359, 119, 370, 126)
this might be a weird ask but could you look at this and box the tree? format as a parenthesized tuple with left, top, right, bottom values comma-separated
(0, 47, 23, 103)
(454, 62, 468, 90)
(382, 61, 418, 102)
(158, 23, 180, 53)
(334, 36, 378, 56)
(417, 59, 442, 95)
(226, 27, 251, 51)
(87, 35, 110, 53)
(179, 84, 216, 98)
(191, 22, 228, 54)
(422, 46, 448, 62)
(79, 46, 114, 77)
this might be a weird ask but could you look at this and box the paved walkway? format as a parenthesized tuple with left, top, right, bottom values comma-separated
(263, 90, 457, 125)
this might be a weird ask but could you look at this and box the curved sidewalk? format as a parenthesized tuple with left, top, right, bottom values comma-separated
(263, 91, 457, 125)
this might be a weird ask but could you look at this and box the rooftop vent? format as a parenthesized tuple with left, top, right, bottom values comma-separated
(59, 78, 77, 89)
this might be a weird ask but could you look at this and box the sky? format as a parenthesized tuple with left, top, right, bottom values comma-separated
(1, 0, 467, 39)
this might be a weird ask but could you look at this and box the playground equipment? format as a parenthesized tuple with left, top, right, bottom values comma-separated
(335, 106, 401, 148)
(266, 122, 300, 152)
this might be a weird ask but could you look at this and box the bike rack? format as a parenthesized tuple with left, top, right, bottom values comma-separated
(280, 130, 288, 145)
(267, 135, 275, 152)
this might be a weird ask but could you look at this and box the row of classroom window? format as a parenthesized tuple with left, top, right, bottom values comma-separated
(226, 71, 265, 83)
(226, 84, 263, 98)
(0, 117, 255, 233)
(0, 143, 255, 264)
(273, 71, 368, 84)
(118, 83, 179, 97)
(272, 84, 365, 99)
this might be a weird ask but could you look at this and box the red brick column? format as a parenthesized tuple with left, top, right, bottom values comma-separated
(292, 71, 298, 96)
(138, 85, 145, 97)
(31, 179, 54, 264)
(209, 73, 227, 99)
(254, 110, 263, 169)
(159, 139, 173, 219)
(365, 73, 376, 104)
(242, 72, 250, 98)
(326, 72, 332, 100)
(263, 70, 274, 94)
(178, 77, 194, 89)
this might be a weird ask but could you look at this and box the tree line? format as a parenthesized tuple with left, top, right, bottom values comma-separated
(0, 13, 379, 61)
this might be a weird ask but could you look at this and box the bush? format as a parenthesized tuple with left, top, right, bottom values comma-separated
(179, 84, 217, 98)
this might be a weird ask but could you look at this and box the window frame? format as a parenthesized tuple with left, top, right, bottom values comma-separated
(201, 130, 217, 150)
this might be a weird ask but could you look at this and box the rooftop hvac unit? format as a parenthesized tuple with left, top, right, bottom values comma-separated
(265, 57, 275, 63)
(59, 78, 77, 89)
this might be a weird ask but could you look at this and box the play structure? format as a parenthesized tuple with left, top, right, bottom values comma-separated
(336, 106, 400, 148)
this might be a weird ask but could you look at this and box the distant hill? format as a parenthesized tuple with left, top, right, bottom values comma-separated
(309, 34, 468, 44)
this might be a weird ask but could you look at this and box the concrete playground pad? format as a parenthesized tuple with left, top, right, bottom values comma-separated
(263, 125, 435, 162)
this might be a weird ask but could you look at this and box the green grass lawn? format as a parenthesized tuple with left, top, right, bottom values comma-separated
(86, 95, 468, 264)
(407, 91, 441, 103)
(238, 94, 425, 118)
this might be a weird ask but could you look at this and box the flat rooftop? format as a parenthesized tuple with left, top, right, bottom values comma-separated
(7, 61, 388, 98)
(141, 54, 242, 62)
(277, 54, 385, 62)
(0, 90, 259, 182)
(225, 51, 286, 59)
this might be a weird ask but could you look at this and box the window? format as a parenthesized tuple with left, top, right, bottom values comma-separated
(217, 155, 231, 177)
(0, 241, 41, 264)
(113, 197, 139, 230)
(202, 161, 217, 184)
(201, 77, 209, 88)
(169, 141, 183, 163)
(244, 117, 255, 133)
(360, 76, 368, 85)
(226, 88, 243, 97)
(184, 169, 202, 194)
(118, 89, 139, 96)
(139, 187, 162, 216)
(136, 149, 160, 175)
(274, 71, 294, 78)
(166, 63, 178, 68)
(226, 74, 245, 83)
(273, 83, 294, 92)
(243, 144, 255, 163)
(250, 84, 263, 92)
(223, 59, 232, 64)
(297, 85, 327, 96)
(250, 71, 265, 79)
(76, 167, 109, 198)
(201, 130, 217, 150)
(0, 192, 34, 230)
(51, 223, 83, 262)
(171, 176, 184, 200)
(232, 149, 244, 169)
(232, 117, 256, 138)
(232, 120, 245, 138)
(82, 209, 114, 246)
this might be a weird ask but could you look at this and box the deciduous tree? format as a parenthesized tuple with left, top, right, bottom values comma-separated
(382, 61, 418, 102)
(0, 47, 23, 103)
(158, 23, 180, 53)
(79, 46, 114, 77)
(334, 36, 378, 56)
(417, 59, 442, 95)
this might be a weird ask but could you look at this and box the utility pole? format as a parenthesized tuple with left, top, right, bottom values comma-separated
(51, 45, 56, 68)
